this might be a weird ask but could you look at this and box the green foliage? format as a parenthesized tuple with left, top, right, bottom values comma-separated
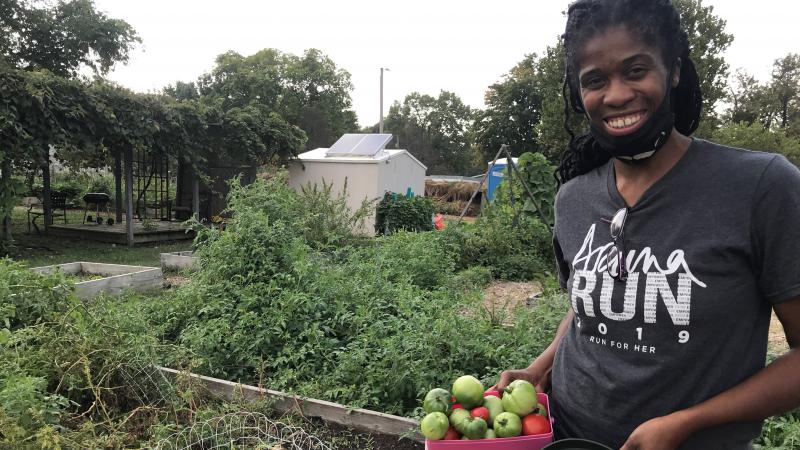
(150, 174, 565, 417)
(0, 260, 196, 448)
(375, 192, 435, 235)
(203, 171, 373, 251)
(382, 91, 476, 175)
(711, 122, 800, 166)
(473, 54, 543, 163)
(0, 259, 76, 329)
(532, 42, 586, 161)
(191, 48, 357, 150)
(297, 179, 374, 249)
(756, 409, 800, 450)
(491, 152, 557, 228)
(0, 0, 140, 77)
(449, 212, 554, 282)
(726, 54, 800, 137)
(673, 0, 734, 128)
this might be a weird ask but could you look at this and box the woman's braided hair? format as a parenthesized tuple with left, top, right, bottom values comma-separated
(556, 0, 703, 184)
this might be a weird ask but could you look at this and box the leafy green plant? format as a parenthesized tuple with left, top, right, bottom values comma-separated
(491, 152, 557, 228)
(446, 212, 553, 282)
(297, 178, 375, 248)
(375, 192, 435, 235)
(0, 259, 76, 329)
(756, 409, 800, 450)
(153, 173, 567, 417)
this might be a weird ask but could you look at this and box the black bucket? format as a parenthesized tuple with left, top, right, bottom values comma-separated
(542, 438, 614, 450)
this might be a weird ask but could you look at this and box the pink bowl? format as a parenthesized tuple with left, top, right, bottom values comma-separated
(426, 393, 555, 450)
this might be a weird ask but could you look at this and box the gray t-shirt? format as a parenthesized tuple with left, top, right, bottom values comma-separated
(550, 139, 800, 449)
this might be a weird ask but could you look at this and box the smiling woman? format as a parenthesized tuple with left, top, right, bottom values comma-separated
(557, 0, 703, 179)
(493, 1, 800, 450)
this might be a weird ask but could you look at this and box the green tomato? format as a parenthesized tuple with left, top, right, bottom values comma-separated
(461, 416, 488, 440)
(452, 375, 484, 409)
(493, 412, 522, 438)
(449, 408, 471, 433)
(501, 379, 538, 416)
(420, 412, 450, 440)
(485, 428, 497, 439)
(482, 395, 504, 425)
(423, 388, 452, 415)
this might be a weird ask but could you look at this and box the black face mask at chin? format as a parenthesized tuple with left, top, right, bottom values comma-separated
(588, 71, 676, 164)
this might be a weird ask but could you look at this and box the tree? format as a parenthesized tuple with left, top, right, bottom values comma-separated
(473, 54, 543, 164)
(724, 55, 800, 138)
(724, 69, 774, 127)
(0, 0, 140, 76)
(770, 54, 800, 131)
(195, 48, 356, 150)
(532, 42, 585, 162)
(163, 81, 200, 101)
(280, 49, 358, 149)
(383, 91, 475, 175)
(673, 0, 734, 134)
(711, 122, 800, 166)
(0, 68, 101, 244)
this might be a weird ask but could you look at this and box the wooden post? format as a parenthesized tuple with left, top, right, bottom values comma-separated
(192, 174, 200, 220)
(124, 146, 135, 247)
(114, 151, 123, 223)
(42, 147, 52, 231)
(1, 157, 11, 242)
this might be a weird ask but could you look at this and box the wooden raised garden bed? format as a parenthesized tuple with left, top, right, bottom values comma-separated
(30, 262, 163, 299)
(160, 251, 198, 271)
(158, 367, 423, 446)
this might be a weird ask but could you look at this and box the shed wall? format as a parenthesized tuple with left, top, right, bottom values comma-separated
(377, 153, 426, 198)
(288, 161, 379, 234)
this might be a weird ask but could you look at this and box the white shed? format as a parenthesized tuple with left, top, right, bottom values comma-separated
(288, 134, 427, 233)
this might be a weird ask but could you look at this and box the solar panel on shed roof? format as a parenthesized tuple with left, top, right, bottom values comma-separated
(326, 134, 392, 157)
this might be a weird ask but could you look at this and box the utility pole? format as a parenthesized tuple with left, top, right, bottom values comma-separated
(379, 67, 389, 133)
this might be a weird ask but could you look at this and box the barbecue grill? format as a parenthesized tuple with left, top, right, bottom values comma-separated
(83, 192, 112, 225)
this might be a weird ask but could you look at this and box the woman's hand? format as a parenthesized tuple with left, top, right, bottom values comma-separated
(491, 360, 552, 393)
(619, 412, 693, 450)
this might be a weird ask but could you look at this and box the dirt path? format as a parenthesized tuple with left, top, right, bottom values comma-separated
(481, 282, 790, 356)
(483, 281, 542, 311)
(769, 312, 789, 354)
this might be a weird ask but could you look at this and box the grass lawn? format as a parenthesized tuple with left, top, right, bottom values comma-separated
(4, 206, 192, 268)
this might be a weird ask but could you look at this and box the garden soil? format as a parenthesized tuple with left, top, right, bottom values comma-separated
(307, 418, 423, 450)
(483, 280, 542, 311)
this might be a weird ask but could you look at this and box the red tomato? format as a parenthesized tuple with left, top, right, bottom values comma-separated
(483, 390, 501, 398)
(452, 403, 463, 410)
(451, 395, 457, 403)
(444, 426, 461, 440)
(470, 406, 490, 422)
(521, 414, 550, 435)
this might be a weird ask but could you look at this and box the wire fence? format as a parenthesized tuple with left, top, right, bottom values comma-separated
(154, 411, 332, 450)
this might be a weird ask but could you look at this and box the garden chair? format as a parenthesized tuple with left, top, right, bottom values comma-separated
(27, 190, 68, 234)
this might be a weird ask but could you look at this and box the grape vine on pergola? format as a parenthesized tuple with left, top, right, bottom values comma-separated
(0, 68, 306, 247)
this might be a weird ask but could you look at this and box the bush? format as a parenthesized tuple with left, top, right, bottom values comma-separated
(757, 409, 800, 450)
(155, 174, 567, 416)
(375, 192, 435, 234)
(491, 152, 557, 228)
(200, 171, 373, 251)
(447, 211, 554, 281)
(0, 260, 193, 448)
(0, 259, 77, 330)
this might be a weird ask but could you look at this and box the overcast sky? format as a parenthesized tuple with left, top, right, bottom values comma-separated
(92, 0, 800, 129)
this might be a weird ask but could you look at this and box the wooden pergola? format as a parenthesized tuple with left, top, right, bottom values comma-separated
(34, 146, 200, 247)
